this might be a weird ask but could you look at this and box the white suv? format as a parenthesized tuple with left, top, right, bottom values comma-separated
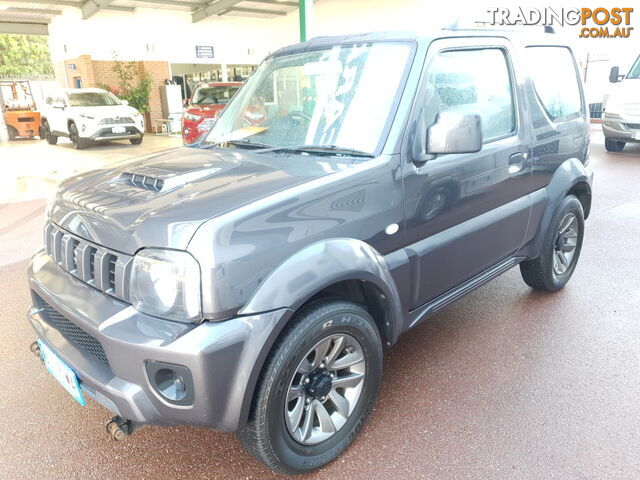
(41, 88, 145, 149)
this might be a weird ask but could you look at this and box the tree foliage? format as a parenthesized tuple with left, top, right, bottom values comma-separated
(110, 59, 152, 113)
(0, 34, 53, 78)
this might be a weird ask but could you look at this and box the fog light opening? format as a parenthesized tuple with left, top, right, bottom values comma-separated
(155, 368, 187, 402)
(146, 361, 194, 406)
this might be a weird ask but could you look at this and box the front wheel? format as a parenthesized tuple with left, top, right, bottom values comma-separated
(129, 135, 143, 145)
(69, 123, 88, 149)
(238, 299, 382, 474)
(605, 138, 625, 152)
(42, 120, 58, 145)
(520, 195, 584, 292)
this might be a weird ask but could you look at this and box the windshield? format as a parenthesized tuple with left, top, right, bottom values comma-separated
(627, 55, 640, 79)
(192, 85, 240, 105)
(205, 42, 413, 154)
(68, 91, 121, 107)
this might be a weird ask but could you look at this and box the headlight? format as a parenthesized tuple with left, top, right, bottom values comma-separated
(184, 112, 202, 122)
(130, 249, 202, 322)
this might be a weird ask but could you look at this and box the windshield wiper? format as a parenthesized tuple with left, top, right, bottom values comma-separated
(221, 139, 272, 149)
(256, 144, 375, 158)
(203, 139, 272, 150)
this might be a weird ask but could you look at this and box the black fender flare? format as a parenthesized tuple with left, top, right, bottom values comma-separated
(239, 237, 403, 339)
(235, 238, 404, 428)
(523, 158, 592, 259)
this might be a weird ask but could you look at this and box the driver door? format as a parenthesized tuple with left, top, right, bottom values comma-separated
(402, 37, 533, 309)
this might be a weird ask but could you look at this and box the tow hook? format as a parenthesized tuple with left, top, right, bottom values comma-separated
(106, 415, 137, 441)
(30, 341, 43, 361)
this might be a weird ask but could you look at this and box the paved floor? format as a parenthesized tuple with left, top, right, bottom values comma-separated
(1, 128, 639, 480)
(0, 134, 181, 267)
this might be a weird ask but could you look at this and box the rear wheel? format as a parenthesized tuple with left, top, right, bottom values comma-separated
(605, 138, 625, 152)
(238, 299, 382, 474)
(42, 120, 58, 145)
(69, 123, 88, 149)
(520, 195, 584, 292)
(7, 126, 17, 141)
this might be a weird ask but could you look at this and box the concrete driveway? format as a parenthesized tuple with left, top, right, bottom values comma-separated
(1, 127, 639, 480)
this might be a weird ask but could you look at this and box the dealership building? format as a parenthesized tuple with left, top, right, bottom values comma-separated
(2, 0, 454, 128)
(0, 0, 637, 128)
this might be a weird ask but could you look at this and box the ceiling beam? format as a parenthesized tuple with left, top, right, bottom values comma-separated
(103, 5, 135, 12)
(0, 20, 48, 34)
(82, 0, 116, 18)
(192, 0, 241, 22)
(0, 0, 81, 6)
(1, 7, 63, 15)
(0, 0, 133, 13)
(228, 6, 286, 15)
(244, 0, 297, 7)
(128, 0, 206, 7)
(0, 15, 52, 24)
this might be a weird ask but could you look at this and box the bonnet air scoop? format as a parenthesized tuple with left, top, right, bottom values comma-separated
(120, 172, 165, 191)
(118, 166, 224, 193)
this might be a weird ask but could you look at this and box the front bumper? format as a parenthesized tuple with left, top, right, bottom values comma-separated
(602, 115, 640, 143)
(86, 125, 144, 142)
(28, 250, 290, 431)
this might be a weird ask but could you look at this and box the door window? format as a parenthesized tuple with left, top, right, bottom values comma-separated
(425, 48, 515, 141)
(525, 46, 582, 122)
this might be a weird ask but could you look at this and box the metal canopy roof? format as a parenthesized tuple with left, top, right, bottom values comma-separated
(0, 0, 298, 34)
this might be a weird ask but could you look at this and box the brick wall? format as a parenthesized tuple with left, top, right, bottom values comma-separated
(60, 56, 170, 133)
(64, 55, 95, 88)
(92, 60, 120, 90)
(139, 61, 171, 129)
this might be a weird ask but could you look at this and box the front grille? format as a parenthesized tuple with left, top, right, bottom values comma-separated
(120, 172, 164, 192)
(99, 117, 134, 125)
(45, 222, 132, 301)
(623, 123, 640, 130)
(18, 117, 35, 122)
(624, 103, 640, 116)
(35, 294, 110, 367)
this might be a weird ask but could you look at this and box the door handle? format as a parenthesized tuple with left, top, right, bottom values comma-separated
(508, 152, 527, 173)
(508, 152, 526, 165)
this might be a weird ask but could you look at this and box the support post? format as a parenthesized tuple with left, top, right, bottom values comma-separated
(299, 0, 313, 42)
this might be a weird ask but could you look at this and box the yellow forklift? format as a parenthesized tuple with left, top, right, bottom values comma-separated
(0, 80, 41, 140)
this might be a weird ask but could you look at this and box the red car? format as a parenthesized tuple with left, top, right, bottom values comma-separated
(182, 82, 242, 144)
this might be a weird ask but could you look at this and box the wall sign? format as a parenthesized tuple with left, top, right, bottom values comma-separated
(195, 46, 214, 59)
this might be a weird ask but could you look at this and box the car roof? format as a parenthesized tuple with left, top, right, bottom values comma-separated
(64, 88, 109, 94)
(268, 28, 572, 59)
(198, 82, 243, 87)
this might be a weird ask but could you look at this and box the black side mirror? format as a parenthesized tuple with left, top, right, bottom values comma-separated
(426, 112, 483, 155)
(609, 66, 622, 83)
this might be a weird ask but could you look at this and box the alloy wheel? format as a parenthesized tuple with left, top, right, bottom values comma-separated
(553, 212, 578, 276)
(284, 333, 366, 445)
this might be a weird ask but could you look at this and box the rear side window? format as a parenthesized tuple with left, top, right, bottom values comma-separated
(424, 48, 515, 141)
(526, 46, 582, 122)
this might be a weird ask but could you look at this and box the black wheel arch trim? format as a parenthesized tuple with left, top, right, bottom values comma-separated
(520, 157, 592, 260)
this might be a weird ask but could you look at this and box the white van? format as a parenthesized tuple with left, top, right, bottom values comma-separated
(602, 55, 640, 152)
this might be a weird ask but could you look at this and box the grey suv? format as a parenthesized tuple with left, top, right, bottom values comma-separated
(27, 30, 592, 474)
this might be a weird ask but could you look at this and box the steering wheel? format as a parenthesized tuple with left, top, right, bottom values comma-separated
(287, 110, 311, 125)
